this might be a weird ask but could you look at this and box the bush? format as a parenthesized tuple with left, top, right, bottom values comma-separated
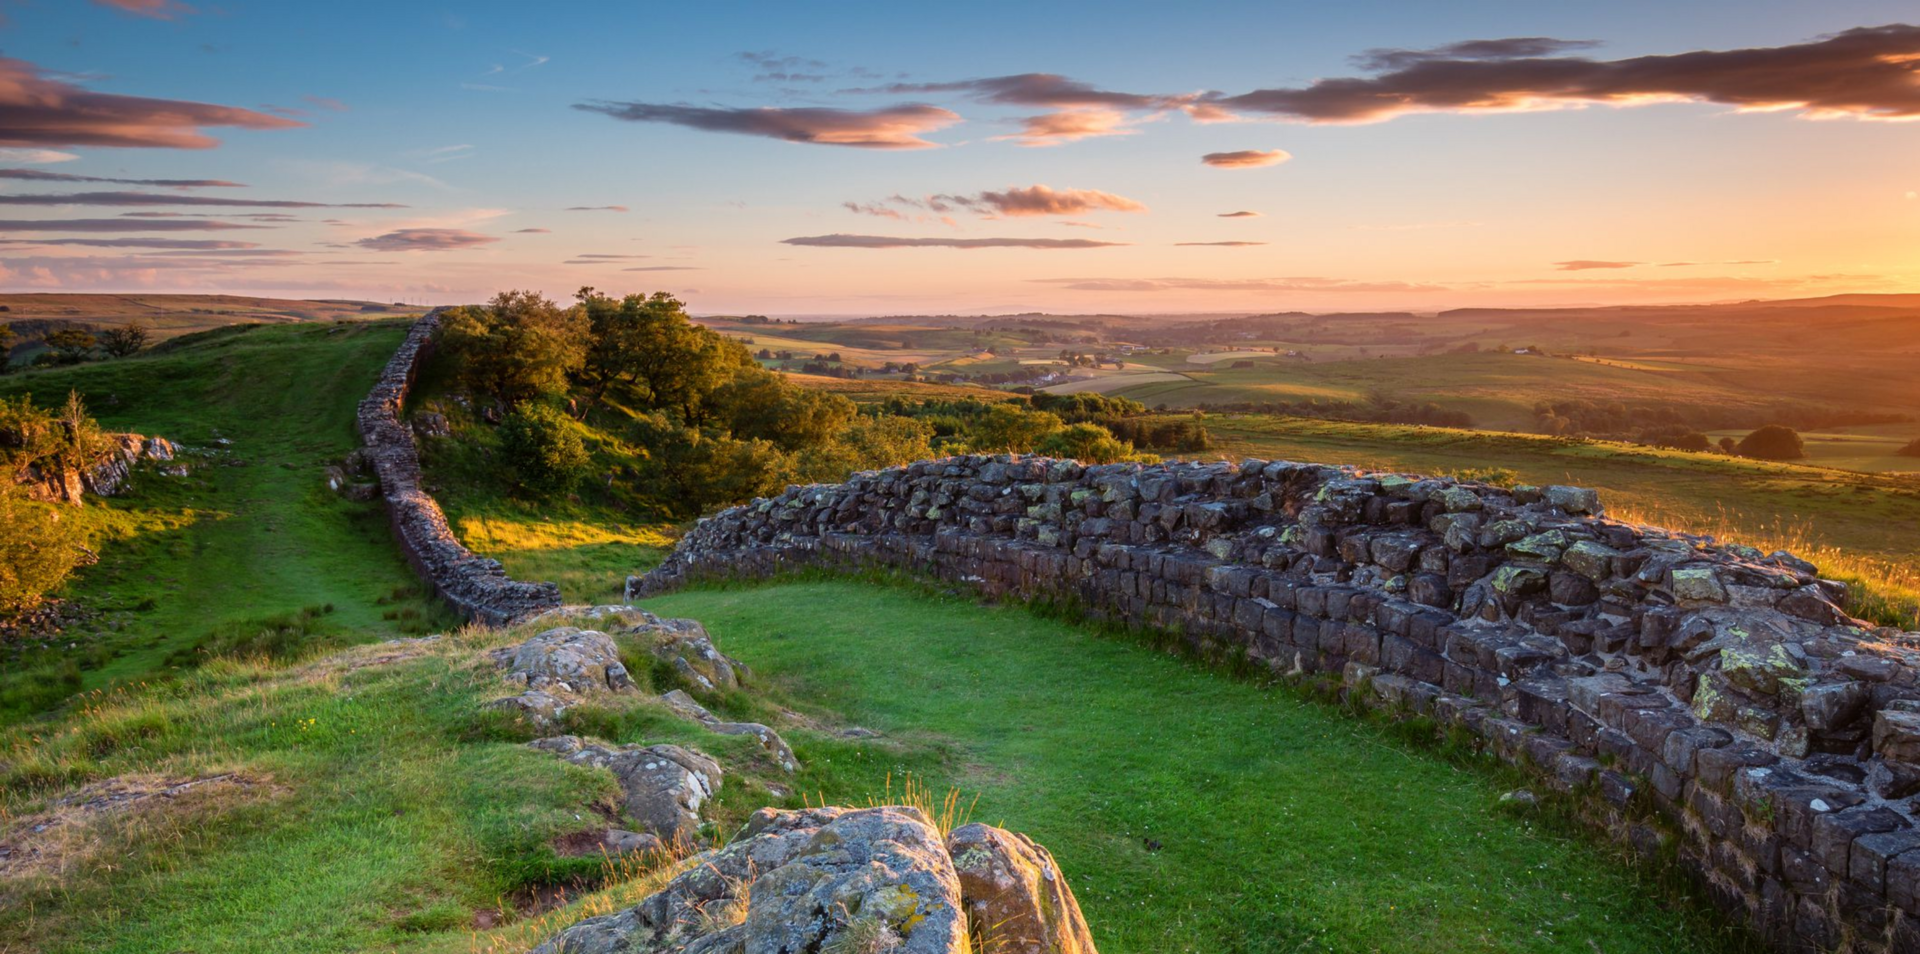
(498, 403, 593, 497)
(0, 485, 92, 614)
(1035, 422, 1148, 464)
(1737, 424, 1806, 460)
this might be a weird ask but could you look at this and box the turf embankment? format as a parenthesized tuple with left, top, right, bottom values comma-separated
(0, 320, 452, 722)
(2, 581, 1748, 954)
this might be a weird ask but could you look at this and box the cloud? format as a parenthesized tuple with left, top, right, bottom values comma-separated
(738, 50, 832, 83)
(851, 185, 1145, 221)
(782, 233, 1125, 249)
(91, 0, 196, 18)
(0, 149, 80, 164)
(1174, 241, 1266, 246)
(1202, 149, 1291, 168)
(303, 95, 350, 112)
(1030, 276, 1446, 293)
(565, 205, 629, 212)
(1352, 37, 1602, 72)
(0, 217, 272, 231)
(0, 237, 260, 249)
(563, 253, 651, 264)
(513, 227, 551, 233)
(408, 143, 473, 164)
(0, 168, 244, 187)
(622, 266, 704, 271)
(1214, 24, 1920, 123)
(0, 191, 405, 209)
(569, 253, 646, 259)
(848, 73, 1178, 110)
(354, 228, 498, 252)
(119, 211, 299, 221)
(277, 159, 450, 190)
(1218, 210, 1262, 218)
(1655, 259, 1776, 267)
(0, 56, 302, 149)
(1553, 259, 1642, 270)
(574, 101, 961, 149)
(995, 107, 1139, 146)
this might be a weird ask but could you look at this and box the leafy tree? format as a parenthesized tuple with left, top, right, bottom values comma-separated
(1718, 436, 1738, 454)
(1737, 424, 1805, 460)
(793, 415, 937, 482)
(631, 413, 791, 518)
(0, 483, 90, 614)
(710, 370, 855, 452)
(98, 321, 151, 358)
(574, 289, 756, 418)
(497, 402, 593, 497)
(1035, 422, 1147, 464)
(438, 290, 589, 406)
(44, 327, 97, 364)
(966, 403, 1064, 453)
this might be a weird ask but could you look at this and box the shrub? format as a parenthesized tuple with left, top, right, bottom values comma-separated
(43, 327, 97, 364)
(966, 403, 1063, 453)
(1035, 422, 1146, 464)
(1737, 424, 1806, 460)
(0, 484, 91, 614)
(499, 402, 593, 497)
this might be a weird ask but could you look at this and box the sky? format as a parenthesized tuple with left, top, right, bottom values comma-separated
(1, 0, 1918, 315)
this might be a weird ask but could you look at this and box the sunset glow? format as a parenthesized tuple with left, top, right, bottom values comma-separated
(2, 1, 1918, 312)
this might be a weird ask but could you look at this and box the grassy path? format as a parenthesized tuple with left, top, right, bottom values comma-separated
(647, 580, 1745, 954)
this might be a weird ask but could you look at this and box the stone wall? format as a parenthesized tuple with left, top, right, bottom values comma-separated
(358, 312, 561, 625)
(636, 454, 1920, 952)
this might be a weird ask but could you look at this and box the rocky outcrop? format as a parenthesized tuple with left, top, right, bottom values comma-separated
(638, 454, 1920, 952)
(531, 806, 1087, 954)
(357, 312, 561, 625)
(17, 433, 177, 504)
(529, 735, 721, 845)
(662, 689, 798, 773)
(948, 822, 1097, 954)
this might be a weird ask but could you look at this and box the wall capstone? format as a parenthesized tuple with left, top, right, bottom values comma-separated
(358, 311, 560, 625)
(635, 453, 1920, 952)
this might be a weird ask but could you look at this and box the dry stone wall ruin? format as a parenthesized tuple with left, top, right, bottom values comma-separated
(638, 454, 1920, 953)
(358, 312, 561, 625)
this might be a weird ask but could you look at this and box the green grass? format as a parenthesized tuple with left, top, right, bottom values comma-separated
(1, 583, 1748, 954)
(0, 320, 451, 721)
(642, 579, 1747, 954)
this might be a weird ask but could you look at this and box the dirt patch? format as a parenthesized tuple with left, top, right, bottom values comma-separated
(0, 772, 281, 880)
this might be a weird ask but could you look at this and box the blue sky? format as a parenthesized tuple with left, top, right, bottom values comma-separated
(2, 0, 1917, 313)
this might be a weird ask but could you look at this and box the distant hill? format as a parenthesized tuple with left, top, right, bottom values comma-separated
(0, 293, 428, 346)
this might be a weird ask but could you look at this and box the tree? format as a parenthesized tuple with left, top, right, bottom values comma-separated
(710, 370, 855, 453)
(1737, 425, 1805, 460)
(1718, 436, 1738, 454)
(437, 290, 589, 406)
(1896, 438, 1920, 458)
(1036, 422, 1144, 464)
(0, 483, 91, 613)
(497, 402, 593, 497)
(966, 404, 1063, 453)
(44, 327, 96, 364)
(98, 321, 151, 358)
(573, 289, 755, 419)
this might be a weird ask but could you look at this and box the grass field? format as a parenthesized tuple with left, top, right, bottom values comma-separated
(0, 581, 1750, 954)
(1, 295, 427, 368)
(0, 320, 450, 721)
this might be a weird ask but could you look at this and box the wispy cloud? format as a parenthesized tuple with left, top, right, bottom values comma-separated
(0, 217, 273, 231)
(0, 191, 403, 208)
(302, 95, 350, 112)
(513, 227, 551, 234)
(783, 233, 1125, 249)
(1174, 241, 1266, 246)
(408, 144, 474, 164)
(574, 101, 961, 149)
(0, 237, 260, 249)
(1201, 149, 1291, 168)
(565, 205, 629, 212)
(994, 107, 1140, 146)
(91, 0, 196, 19)
(0, 149, 80, 165)
(848, 185, 1145, 220)
(1218, 210, 1262, 218)
(623, 266, 704, 271)
(0, 56, 301, 149)
(1553, 259, 1643, 270)
(1213, 25, 1920, 123)
(0, 168, 244, 187)
(354, 228, 498, 252)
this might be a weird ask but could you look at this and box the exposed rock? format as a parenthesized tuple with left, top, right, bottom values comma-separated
(947, 822, 1097, 954)
(530, 736, 721, 844)
(661, 689, 798, 773)
(493, 627, 636, 696)
(629, 616, 747, 695)
(530, 806, 969, 954)
(412, 411, 451, 438)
